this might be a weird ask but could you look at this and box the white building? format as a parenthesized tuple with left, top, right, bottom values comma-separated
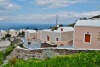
(37, 27, 74, 46)
(74, 20, 100, 49)
(0, 30, 7, 39)
(9, 29, 19, 37)
(25, 30, 37, 41)
(24, 30, 41, 48)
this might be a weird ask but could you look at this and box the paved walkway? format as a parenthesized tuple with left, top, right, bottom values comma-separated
(0, 40, 10, 51)
(21, 38, 41, 49)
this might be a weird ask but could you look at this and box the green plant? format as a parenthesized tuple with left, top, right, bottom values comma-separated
(4, 44, 15, 56)
(22, 31, 25, 35)
(9, 56, 17, 66)
(2, 51, 100, 67)
(5, 34, 11, 38)
(0, 44, 15, 66)
(34, 28, 38, 31)
(42, 49, 60, 60)
(18, 31, 25, 36)
(51, 27, 58, 31)
(0, 51, 4, 65)
(1, 37, 6, 40)
(67, 23, 75, 27)
(18, 44, 24, 48)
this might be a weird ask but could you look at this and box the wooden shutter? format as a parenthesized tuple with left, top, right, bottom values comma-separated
(85, 34, 90, 43)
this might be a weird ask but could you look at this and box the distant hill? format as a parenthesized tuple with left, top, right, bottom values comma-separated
(89, 15, 100, 19)
(67, 23, 75, 27)
(91, 15, 100, 18)
(67, 15, 100, 27)
(67, 20, 78, 27)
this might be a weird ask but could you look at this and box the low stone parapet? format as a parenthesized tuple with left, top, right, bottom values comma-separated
(6, 47, 91, 60)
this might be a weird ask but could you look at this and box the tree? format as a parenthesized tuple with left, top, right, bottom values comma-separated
(34, 28, 38, 31)
(1, 37, 6, 40)
(59, 24, 63, 27)
(18, 31, 25, 37)
(18, 32, 21, 35)
(51, 27, 58, 31)
(22, 31, 25, 35)
(83, 17, 87, 20)
(67, 23, 75, 27)
(26, 27, 29, 29)
(19, 44, 24, 48)
(5, 34, 11, 38)
(79, 18, 82, 20)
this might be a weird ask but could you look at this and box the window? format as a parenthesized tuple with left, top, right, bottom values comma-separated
(33, 37, 35, 39)
(56, 38, 59, 41)
(28, 42, 31, 45)
(61, 28, 63, 31)
(60, 44, 64, 46)
(84, 33, 91, 43)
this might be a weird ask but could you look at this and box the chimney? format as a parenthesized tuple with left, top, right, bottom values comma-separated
(56, 15, 58, 27)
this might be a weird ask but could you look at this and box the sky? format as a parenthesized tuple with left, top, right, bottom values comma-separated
(0, 0, 100, 24)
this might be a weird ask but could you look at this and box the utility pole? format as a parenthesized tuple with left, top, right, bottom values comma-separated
(56, 15, 58, 27)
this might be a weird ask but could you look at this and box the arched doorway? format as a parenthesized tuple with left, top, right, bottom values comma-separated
(47, 35, 50, 41)
(61, 28, 63, 31)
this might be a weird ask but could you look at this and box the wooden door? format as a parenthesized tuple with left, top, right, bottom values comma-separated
(47, 35, 50, 41)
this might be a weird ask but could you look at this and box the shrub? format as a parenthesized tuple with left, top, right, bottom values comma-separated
(67, 23, 75, 27)
(42, 49, 60, 60)
(5, 34, 11, 38)
(1, 37, 6, 40)
(0, 51, 4, 65)
(18, 44, 24, 48)
(51, 27, 58, 31)
(2, 51, 100, 67)
(18, 31, 25, 37)
(9, 56, 17, 66)
(4, 44, 15, 56)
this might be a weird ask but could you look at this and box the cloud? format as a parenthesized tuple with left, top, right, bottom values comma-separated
(1, 11, 100, 24)
(80, 11, 100, 17)
(0, 17, 3, 20)
(35, 0, 88, 9)
(0, 0, 20, 10)
(18, 0, 27, 1)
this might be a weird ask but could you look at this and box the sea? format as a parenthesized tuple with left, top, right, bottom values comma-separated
(0, 23, 66, 30)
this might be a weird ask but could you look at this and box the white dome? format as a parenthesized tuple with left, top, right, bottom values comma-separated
(26, 30, 36, 33)
(56, 27, 74, 32)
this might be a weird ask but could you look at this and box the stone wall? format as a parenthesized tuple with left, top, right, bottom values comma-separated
(7, 48, 89, 60)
